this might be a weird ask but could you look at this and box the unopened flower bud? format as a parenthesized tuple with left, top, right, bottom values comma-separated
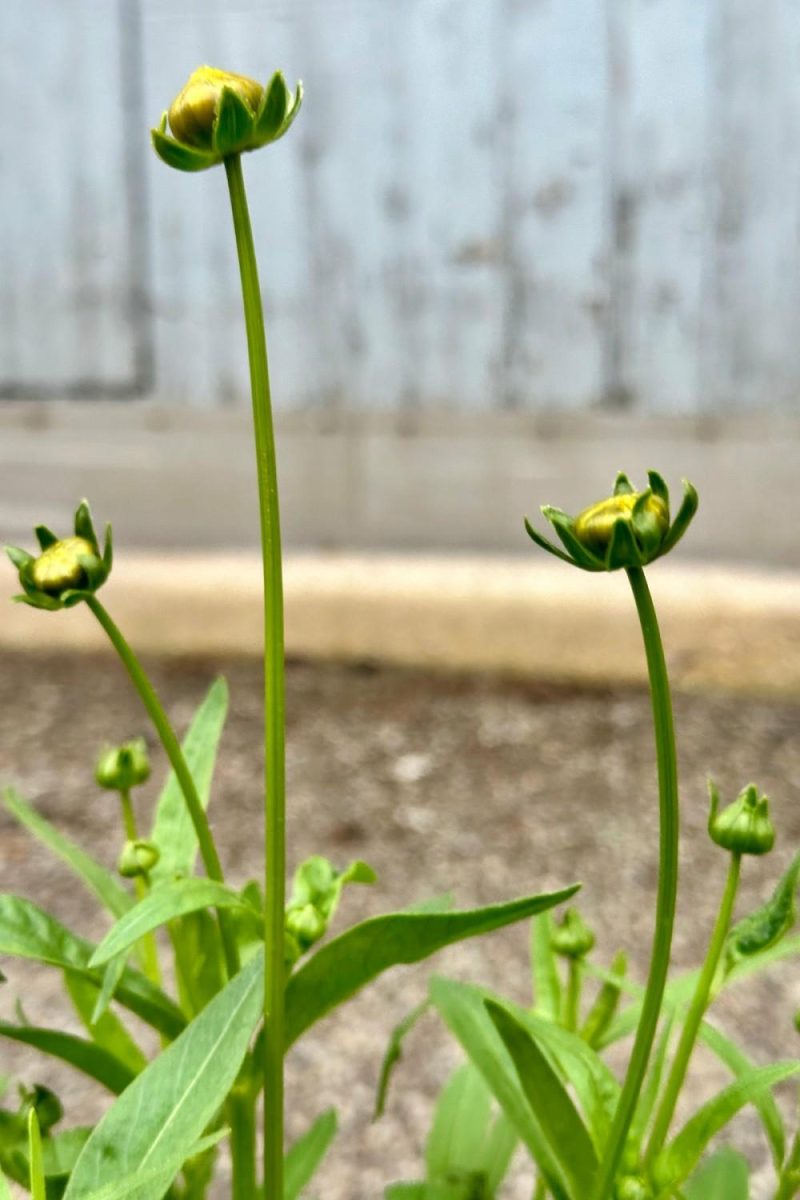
(708, 780, 775, 856)
(19, 1084, 63, 1135)
(575, 492, 668, 558)
(6, 500, 112, 611)
(285, 903, 327, 952)
(551, 907, 596, 959)
(168, 66, 263, 149)
(96, 738, 151, 792)
(30, 537, 97, 594)
(153, 65, 303, 172)
(118, 839, 160, 878)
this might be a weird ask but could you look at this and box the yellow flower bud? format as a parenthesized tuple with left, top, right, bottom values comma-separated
(168, 66, 263, 149)
(574, 492, 668, 556)
(30, 537, 97, 595)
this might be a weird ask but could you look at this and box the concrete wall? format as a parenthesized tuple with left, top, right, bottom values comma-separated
(4, 1, 800, 414)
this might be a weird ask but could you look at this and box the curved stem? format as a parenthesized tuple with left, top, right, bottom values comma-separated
(590, 567, 680, 1200)
(224, 152, 286, 1200)
(645, 853, 741, 1164)
(85, 595, 240, 981)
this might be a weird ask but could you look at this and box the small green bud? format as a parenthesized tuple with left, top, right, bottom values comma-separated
(152, 65, 303, 172)
(708, 780, 775, 856)
(551, 907, 596, 959)
(285, 903, 327, 952)
(118, 839, 160, 878)
(6, 500, 112, 611)
(284, 930, 302, 970)
(96, 738, 151, 791)
(616, 1177, 651, 1200)
(525, 470, 698, 572)
(18, 1084, 62, 1135)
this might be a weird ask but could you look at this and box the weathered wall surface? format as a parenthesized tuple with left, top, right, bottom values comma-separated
(4, 0, 800, 414)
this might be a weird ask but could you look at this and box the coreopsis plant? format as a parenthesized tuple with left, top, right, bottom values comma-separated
(0, 65, 578, 1200)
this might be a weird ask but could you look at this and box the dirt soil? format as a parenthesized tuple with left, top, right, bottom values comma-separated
(1, 651, 799, 1198)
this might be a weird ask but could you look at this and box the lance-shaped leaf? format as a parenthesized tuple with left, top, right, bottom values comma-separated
(0, 1022, 135, 1095)
(653, 1061, 800, 1193)
(2, 789, 133, 919)
(530, 912, 562, 1019)
(284, 884, 579, 1047)
(90, 878, 253, 968)
(0, 894, 184, 1040)
(64, 951, 263, 1199)
(284, 1109, 338, 1200)
(684, 1147, 749, 1200)
(149, 677, 228, 885)
(487, 1002, 598, 1200)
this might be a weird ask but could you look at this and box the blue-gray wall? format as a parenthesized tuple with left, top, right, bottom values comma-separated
(3, 0, 800, 414)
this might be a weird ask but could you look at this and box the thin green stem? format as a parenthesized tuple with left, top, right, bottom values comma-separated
(565, 960, 582, 1033)
(645, 853, 741, 1165)
(590, 567, 680, 1200)
(85, 595, 240, 981)
(229, 1089, 258, 1200)
(775, 1129, 800, 1200)
(224, 152, 286, 1200)
(533, 1178, 548, 1200)
(118, 788, 162, 986)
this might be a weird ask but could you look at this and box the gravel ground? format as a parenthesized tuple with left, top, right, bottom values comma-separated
(1, 650, 799, 1198)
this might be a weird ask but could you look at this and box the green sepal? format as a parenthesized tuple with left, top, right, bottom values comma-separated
(613, 472, 635, 496)
(275, 81, 304, 139)
(73, 500, 97, 546)
(151, 120, 217, 173)
(647, 469, 670, 507)
(657, 478, 698, 559)
(631, 490, 665, 558)
(33, 526, 58, 551)
(523, 518, 576, 567)
(5, 545, 34, 571)
(213, 85, 256, 157)
(604, 515, 643, 570)
(254, 71, 291, 142)
(102, 523, 113, 575)
(543, 508, 605, 571)
(15, 590, 62, 612)
(61, 589, 94, 609)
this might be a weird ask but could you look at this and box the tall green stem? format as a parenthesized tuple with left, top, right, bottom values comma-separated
(645, 853, 741, 1164)
(590, 567, 680, 1200)
(775, 1128, 800, 1200)
(85, 595, 239, 982)
(119, 788, 162, 987)
(224, 152, 286, 1200)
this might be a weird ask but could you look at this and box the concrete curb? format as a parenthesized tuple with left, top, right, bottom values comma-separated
(3, 553, 800, 697)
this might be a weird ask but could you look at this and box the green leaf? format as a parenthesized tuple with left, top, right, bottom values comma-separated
(725, 853, 800, 969)
(149, 678, 228, 885)
(428, 977, 569, 1200)
(63, 972, 147, 1077)
(285, 884, 579, 1047)
(2, 789, 133, 920)
(426, 1064, 491, 1179)
(482, 1112, 517, 1194)
(90, 878, 252, 968)
(171, 909, 226, 1017)
(580, 950, 627, 1047)
(530, 912, 561, 1019)
(40, 1128, 92, 1178)
(28, 1109, 46, 1200)
(284, 1108, 338, 1200)
(64, 952, 263, 1199)
(653, 1061, 800, 1192)
(684, 1147, 749, 1200)
(629, 1014, 674, 1155)
(0, 1022, 135, 1095)
(699, 1021, 785, 1169)
(61, 1132, 225, 1200)
(0, 895, 184, 1041)
(374, 1001, 430, 1120)
(486, 1001, 598, 1200)
(91, 953, 128, 1025)
(0, 1168, 10, 1200)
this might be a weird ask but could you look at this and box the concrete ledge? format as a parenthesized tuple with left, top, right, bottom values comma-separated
(2, 554, 800, 697)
